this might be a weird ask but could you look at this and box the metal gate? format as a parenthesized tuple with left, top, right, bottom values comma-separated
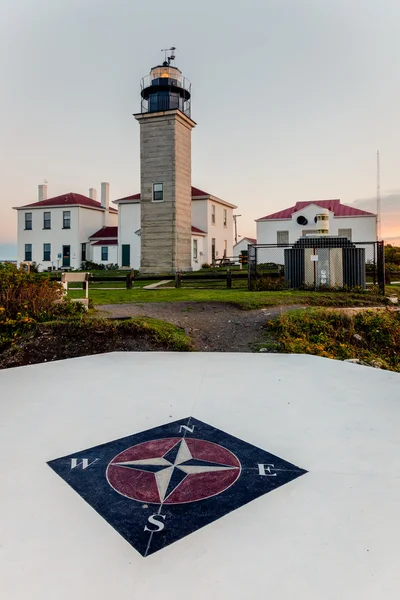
(248, 240, 385, 294)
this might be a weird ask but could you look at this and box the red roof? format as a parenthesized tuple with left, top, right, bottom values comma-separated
(91, 239, 118, 246)
(191, 226, 206, 235)
(237, 237, 256, 244)
(257, 199, 375, 221)
(89, 226, 118, 239)
(114, 192, 141, 202)
(114, 186, 211, 203)
(191, 186, 210, 197)
(22, 192, 118, 213)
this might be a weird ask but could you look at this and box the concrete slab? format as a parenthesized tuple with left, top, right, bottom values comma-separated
(143, 279, 173, 289)
(1, 352, 400, 599)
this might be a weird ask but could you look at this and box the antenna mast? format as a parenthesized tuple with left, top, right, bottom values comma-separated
(377, 149, 381, 241)
(161, 47, 176, 65)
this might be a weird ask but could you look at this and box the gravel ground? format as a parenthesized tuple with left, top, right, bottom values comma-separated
(96, 302, 305, 352)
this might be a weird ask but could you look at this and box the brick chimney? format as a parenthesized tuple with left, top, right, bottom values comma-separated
(89, 188, 97, 201)
(101, 182, 110, 225)
(38, 184, 48, 202)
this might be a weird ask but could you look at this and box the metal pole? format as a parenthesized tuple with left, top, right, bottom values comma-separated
(377, 150, 381, 241)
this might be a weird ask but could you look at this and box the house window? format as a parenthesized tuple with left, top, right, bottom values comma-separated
(101, 246, 108, 261)
(338, 228, 352, 240)
(24, 244, 32, 261)
(223, 209, 227, 227)
(302, 229, 316, 236)
(224, 240, 227, 257)
(211, 205, 216, 225)
(211, 238, 216, 261)
(277, 231, 289, 245)
(63, 211, 71, 229)
(193, 239, 198, 260)
(81, 243, 87, 262)
(152, 183, 164, 202)
(43, 212, 51, 229)
(24, 213, 32, 230)
(43, 243, 51, 261)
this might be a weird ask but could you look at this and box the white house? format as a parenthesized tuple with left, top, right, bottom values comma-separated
(14, 183, 118, 271)
(256, 199, 377, 245)
(113, 186, 237, 271)
(233, 237, 257, 259)
(88, 226, 119, 266)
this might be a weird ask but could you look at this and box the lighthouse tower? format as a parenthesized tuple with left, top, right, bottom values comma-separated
(135, 48, 196, 274)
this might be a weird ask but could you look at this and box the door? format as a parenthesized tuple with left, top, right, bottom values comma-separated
(62, 245, 71, 268)
(122, 244, 130, 267)
(211, 238, 216, 263)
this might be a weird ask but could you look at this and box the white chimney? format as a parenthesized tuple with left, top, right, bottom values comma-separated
(101, 182, 110, 210)
(38, 184, 48, 202)
(101, 182, 110, 226)
(89, 187, 97, 201)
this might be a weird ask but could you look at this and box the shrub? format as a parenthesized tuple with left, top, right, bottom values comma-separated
(0, 263, 63, 320)
(251, 276, 285, 291)
(266, 308, 400, 371)
(201, 263, 211, 269)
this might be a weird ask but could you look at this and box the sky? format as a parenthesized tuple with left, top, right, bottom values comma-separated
(1, 0, 400, 258)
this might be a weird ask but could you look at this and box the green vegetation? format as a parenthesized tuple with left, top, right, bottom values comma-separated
(0, 264, 191, 365)
(265, 308, 400, 372)
(68, 286, 388, 310)
(0, 317, 192, 368)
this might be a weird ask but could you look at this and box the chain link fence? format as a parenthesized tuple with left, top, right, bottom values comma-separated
(248, 239, 385, 293)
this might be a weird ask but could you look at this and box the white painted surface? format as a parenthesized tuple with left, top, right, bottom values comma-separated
(233, 237, 256, 258)
(91, 244, 118, 265)
(206, 199, 234, 262)
(191, 198, 208, 235)
(191, 234, 205, 270)
(117, 202, 141, 269)
(15, 206, 118, 271)
(1, 352, 400, 599)
(257, 204, 377, 246)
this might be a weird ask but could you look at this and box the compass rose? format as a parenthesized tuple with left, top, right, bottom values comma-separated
(48, 417, 307, 557)
(106, 437, 241, 504)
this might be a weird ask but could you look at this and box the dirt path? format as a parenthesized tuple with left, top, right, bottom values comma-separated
(96, 302, 305, 352)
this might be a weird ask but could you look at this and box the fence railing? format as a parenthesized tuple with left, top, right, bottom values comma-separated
(248, 240, 385, 294)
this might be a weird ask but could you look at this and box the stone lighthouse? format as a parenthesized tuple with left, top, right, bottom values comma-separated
(134, 48, 196, 274)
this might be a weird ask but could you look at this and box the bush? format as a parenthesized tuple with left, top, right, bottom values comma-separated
(250, 276, 285, 291)
(201, 263, 211, 269)
(81, 261, 119, 271)
(0, 263, 63, 320)
(266, 308, 400, 371)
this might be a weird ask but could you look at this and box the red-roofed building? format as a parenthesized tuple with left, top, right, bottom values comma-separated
(256, 200, 377, 246)
(113, 187, 237, 270)
(233, 237, 257, 258)
(14, 183, 118, 270)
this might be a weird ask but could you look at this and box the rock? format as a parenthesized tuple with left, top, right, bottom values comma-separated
(352, 334, 364, 343)
(387, 296, 398, 304)
(344, 358, 370, 367)
(370, 360, 382, 369)
(259, 347, 269, 353)
(344, 358, 381, 368)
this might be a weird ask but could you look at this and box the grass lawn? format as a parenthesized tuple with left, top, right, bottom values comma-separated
(68, 285, 391, 310)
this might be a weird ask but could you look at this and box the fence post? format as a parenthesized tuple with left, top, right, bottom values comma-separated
(126, 269, 134, 289)
(377, 240, 385, 295)
(175, 271, 182, 288)
(226, 268, 232, 289)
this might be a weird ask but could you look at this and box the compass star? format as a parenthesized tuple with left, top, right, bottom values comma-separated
(113, 438, 238, 502)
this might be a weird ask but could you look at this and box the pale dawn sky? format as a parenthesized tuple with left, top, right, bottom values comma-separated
(1, 0, 400, 257)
